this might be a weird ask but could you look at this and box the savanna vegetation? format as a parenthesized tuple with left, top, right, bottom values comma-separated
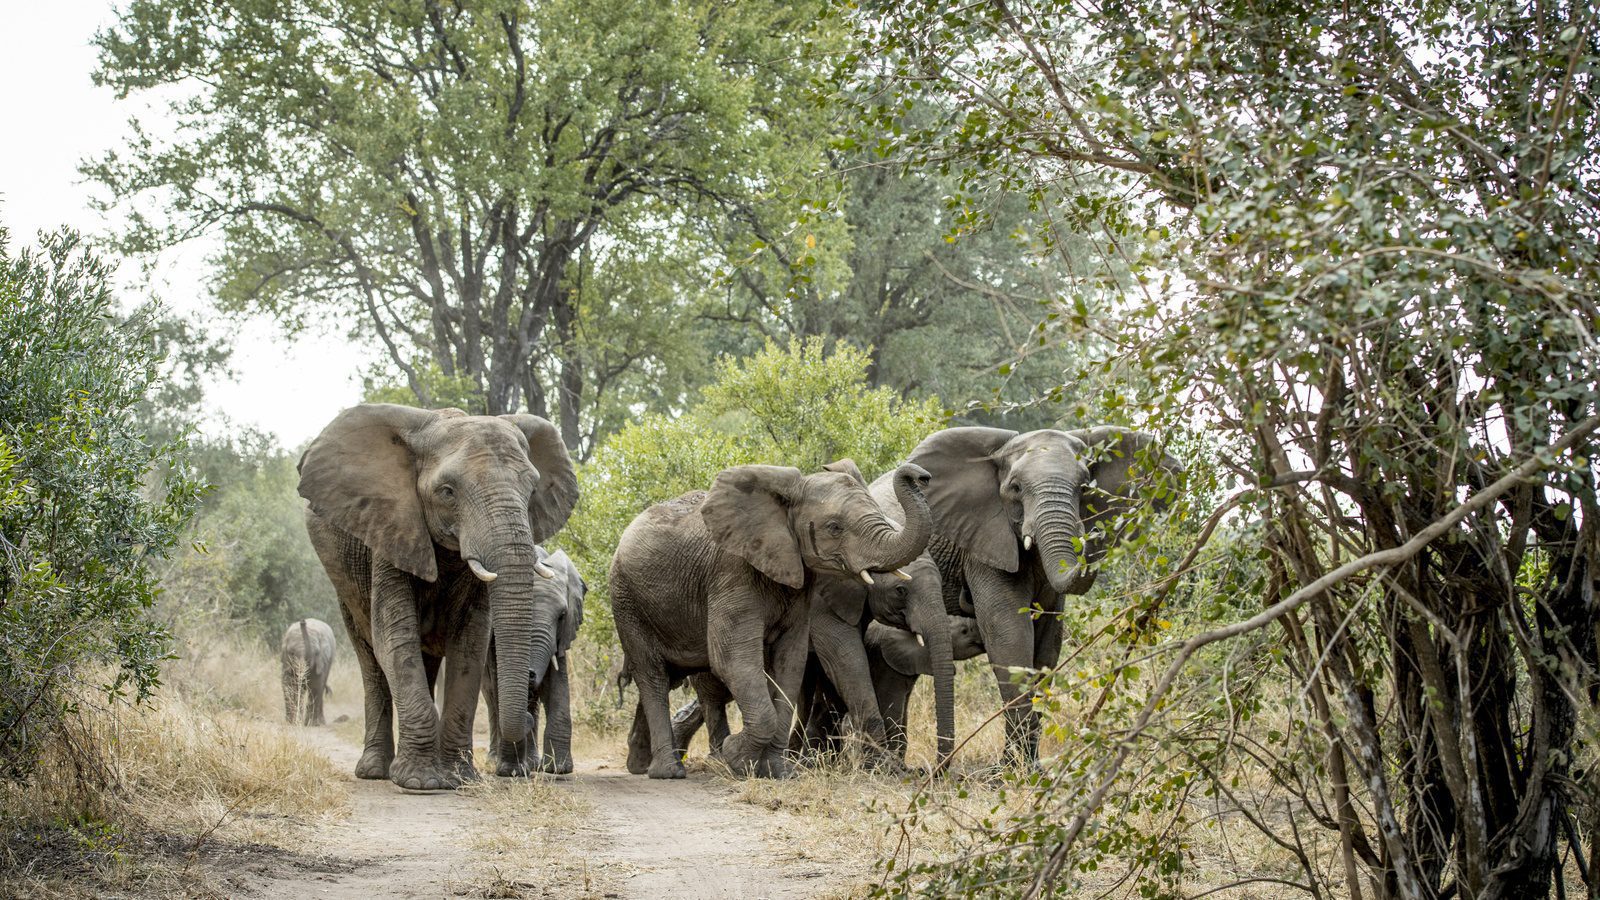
(2, 0, 1597, 897)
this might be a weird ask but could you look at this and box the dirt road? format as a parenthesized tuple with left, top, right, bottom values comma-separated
(240, 727, 851, 899)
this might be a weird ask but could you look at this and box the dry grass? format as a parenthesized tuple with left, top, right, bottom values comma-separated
(459, 763, 608, 899)
(0, 628, 352, 898)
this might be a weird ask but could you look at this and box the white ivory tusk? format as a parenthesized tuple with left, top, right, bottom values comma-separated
(859, 569, 874, 585)
(550, 654, 561, 673)
(467, 558, 498, 582)
(1023, 535, 1033, 551)
(893, 568, 913, 581)
(534, 560, 556, 579)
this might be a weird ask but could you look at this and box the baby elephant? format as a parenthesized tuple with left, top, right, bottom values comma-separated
(865, 616, 986, 763)
(281, 618, 336, 726)
(483, 547, 586, 775)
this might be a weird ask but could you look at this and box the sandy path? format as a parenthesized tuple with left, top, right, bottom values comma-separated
(570, 766, 830, 900)
(246, 728, 491, 898)
(238, 726, 845, 899)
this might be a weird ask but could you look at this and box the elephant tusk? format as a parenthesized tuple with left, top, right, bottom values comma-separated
(1023, 534, 1033, 551)
(859, 569, 875, 585)
(467, 558, 498, 583)
(893, 568, 913, 581)
(550, 654, 561, 673)
(534, 560, 557, 579)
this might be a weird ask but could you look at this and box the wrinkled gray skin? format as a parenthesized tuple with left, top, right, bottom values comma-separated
(300, 404, 578, 790)
(671, 553, 958, 770)
(863, 617, 986, 763)
(281, 618, 336, 726)
(483, 547, 585, 775)
(904, 426, 1182, 764)
(610, 459, 933, 779)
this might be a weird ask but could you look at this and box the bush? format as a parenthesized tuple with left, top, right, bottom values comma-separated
(554, 337, 944, 727)
(0, 227, 203, 780)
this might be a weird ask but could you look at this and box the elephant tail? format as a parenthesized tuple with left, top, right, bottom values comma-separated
(299, 619, 309, 653)
(612, 655, 632, 709)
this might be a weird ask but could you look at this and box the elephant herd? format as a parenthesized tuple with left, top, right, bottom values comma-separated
(291, 403, 1181, 791)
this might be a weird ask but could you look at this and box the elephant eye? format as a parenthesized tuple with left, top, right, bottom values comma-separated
(825, 520, 844, 537)
(1004, 481, 1021, 496)
(436, 484, 456, 501)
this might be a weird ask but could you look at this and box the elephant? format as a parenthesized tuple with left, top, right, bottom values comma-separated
(609, 458, 933, 779)
(901, 426, 1183, 764)
(299, 404, 578, 790)
(482, 546, 585, 775)
(281, 617, 336, 726)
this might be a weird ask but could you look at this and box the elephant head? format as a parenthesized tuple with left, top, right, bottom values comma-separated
(866, 615, 987, 676)
(907, 426, 1181, 593)
(297, 403, 578, 769)
(700, 459, 933, 588)
(542, 547, 585, 662)
(860, 554, 958, 767)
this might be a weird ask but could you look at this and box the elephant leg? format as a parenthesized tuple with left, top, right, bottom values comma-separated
(371, 562, 453, 791)
(810, 613, 887, 749)
(482, 636, 501, 769)
(873, 665, 916, 764)
(440, 607, 491, 781)
(538, 659, 573, 775)
(970, 565, 1042, 767)
(702, 678, 731, 757)
(712, 617, 785, 777)
(626, 700, 653, 775)
(670, 696, 705, 762)
(338, 601, 395, 780)
(311, 668, 327, 726)
(634, 661, 687, 780)
(743, 616, 809, 779)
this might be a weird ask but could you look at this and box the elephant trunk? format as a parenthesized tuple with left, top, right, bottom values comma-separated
(864, 464, 933, 571)
(487, 541, 555, 769)
(907, 588, 956, 772)
(1031, 480, 1086, 595)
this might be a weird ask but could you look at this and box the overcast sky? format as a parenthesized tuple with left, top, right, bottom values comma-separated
(0, 1, 378, 448)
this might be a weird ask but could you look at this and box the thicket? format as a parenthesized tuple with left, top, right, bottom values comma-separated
(846, 0, 1600, 897)
(0, 227, 203, 780)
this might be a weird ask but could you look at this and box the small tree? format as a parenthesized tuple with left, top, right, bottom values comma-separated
(0, 227, 203, 779)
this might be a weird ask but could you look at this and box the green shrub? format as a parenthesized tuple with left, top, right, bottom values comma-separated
(0, 228, 203, 779)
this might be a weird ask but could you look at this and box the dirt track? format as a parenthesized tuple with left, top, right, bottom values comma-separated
(239, 726, 846, 899)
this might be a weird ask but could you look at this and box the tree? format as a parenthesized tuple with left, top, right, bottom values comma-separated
(847, 1, 1600, 897)
(90, 0, 831, 454)
(0, 226, 203, 779)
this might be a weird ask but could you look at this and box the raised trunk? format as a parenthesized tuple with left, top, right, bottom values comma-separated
(907, 590, 957, 771)
(864, 464, 934, 570)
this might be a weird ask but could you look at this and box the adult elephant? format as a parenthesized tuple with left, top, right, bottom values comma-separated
(902, 426, 1182, 764)
(300, 404, 577, 790)
(482, 547, 585, 775)
(610, 459, 932, 779)
(281, 617, 336, 726)
(669, 554, 957, 769)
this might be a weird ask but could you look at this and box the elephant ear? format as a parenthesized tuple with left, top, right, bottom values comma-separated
(546, 549, 585, 654)
(298, 403, 441, 582)
(501, 414, 579, 542)
(701, 465, 806, 589)
(906, 426, 1020, 572)
(865, 621, 929, 676)
(822, 458, 867, 485)
(1068, 427, 1184, 545)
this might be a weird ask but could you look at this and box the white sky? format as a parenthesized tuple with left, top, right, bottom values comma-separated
(0, 1, 378, 448)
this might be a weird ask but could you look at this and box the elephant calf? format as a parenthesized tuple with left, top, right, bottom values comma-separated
(281, 618, 336, 726)
(482, 547, 585, 775)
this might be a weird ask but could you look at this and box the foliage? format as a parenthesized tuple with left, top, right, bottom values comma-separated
(844, 0, 1600, 897)
(90, 0, 836, 455)
(156, 435, 338, 646)
(0, 227, 204, 780)
(554, 337, 943, 717)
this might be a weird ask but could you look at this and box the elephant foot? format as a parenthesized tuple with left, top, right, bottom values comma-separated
(390, 753, 460, 791)
(538, 755, 574, 776)
(448, 756, 480, 784)
(757, 749, 794, 780)
(496, 755, 532, 777)
(718, 732, 766, 776)
(626, 736, 653, 775)
(354, 748, 392, 780)
(647, 756, 686, 780)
